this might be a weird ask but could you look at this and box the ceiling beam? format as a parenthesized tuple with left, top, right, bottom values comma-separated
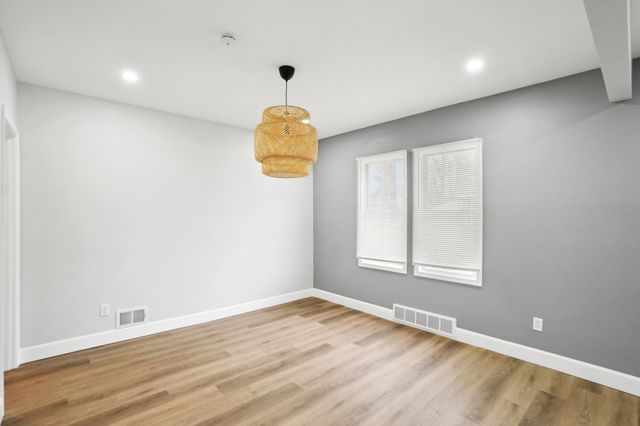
(583, 0, 632, 102)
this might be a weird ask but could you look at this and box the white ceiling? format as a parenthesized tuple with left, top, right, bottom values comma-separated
(0, 0, 638, 138)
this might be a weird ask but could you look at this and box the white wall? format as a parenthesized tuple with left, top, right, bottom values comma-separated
(0, 32, 16, 119)
(0, 30, 16, 420)
(18, 84, 313, 348)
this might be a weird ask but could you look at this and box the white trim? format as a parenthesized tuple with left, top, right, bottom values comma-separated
(310, 289, 640, 397)
(410, 137, 483, 153)
(412, 137, 483, 287)
(355, 149, 408, 161)
(20, 288, 314, 364)
(356, 150, 408, 273)
(312, 288, 393, 321)
(454, 328, 640, 397)
(17, 287, 640, 397)
(358, 258, 407, 274)
(1, 105, 20, 371)
(413, 264, 481, 287)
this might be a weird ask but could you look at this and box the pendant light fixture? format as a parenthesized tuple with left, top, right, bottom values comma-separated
(254, 65, 318, 178)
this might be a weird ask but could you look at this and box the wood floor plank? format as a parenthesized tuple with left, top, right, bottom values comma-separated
(216, 343, 335, 393)
(196, 382, 303, 426)
(370, 345, 482, 426)
(69, 391, 171, 426)
(3, 298, 638, 425)
(462, 356, 522, 424)
(479, 400, 524, 426)
(309, 338, 460, 425)
(519, 390, 566, 425)
(2, 399, 69, 425)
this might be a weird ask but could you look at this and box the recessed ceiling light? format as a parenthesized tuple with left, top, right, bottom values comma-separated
(121, 70, 139, 83)
(465, 58, 484, 73)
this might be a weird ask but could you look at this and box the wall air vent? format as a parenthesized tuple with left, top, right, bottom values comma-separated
(116, 306, 148, 329)
(393, 303, 456, 338)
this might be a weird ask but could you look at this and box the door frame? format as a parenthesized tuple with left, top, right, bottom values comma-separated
(1, 104, 20, 372)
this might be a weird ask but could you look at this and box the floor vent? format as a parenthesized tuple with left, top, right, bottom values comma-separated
(393, 304, 456, 338)
(116, 306, 148, 328)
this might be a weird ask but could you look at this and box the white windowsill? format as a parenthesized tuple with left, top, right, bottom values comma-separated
(358, 258, 407, 274)
(414, 264, 482, 287)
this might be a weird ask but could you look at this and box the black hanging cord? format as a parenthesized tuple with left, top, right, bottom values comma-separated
(285, 79, 288, 113)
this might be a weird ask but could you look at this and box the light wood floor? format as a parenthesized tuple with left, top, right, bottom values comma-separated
(3, 297, 638, 425)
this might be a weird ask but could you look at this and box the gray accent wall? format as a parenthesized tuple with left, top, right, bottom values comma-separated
(314, 60, 640, 376)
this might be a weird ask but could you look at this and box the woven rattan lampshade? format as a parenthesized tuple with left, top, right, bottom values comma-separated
(254, 65, 318, 178)
(255, 105, 317, 178)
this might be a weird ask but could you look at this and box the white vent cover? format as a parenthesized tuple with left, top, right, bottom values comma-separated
(116, 306, 148, 328)
(393, 303, 456, 338)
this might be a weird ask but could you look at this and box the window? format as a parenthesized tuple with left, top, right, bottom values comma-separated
(413, 138, 482, 286)
(357, 150, 407, 273)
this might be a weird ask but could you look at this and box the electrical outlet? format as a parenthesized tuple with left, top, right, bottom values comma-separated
(100, 304, 110, 317)
(533, 317, 543, 332)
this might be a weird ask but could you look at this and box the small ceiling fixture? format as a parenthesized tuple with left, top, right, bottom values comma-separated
(254, 65, 318, 178)
(221, 34, 236, 46)
(121, 70, 139, 83)
(465, 58, 484, 73)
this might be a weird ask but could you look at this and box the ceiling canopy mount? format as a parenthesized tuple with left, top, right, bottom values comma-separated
(278, 65, 295, 82)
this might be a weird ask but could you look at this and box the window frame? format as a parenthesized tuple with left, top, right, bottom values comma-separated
(356, 150, 408, 274)
(412, 138, 483, 287)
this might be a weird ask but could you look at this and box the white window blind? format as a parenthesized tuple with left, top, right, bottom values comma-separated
(413, 138, 482, 286)
(357, 150, 407, 273)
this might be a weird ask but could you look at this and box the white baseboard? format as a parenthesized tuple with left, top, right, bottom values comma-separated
(17, 287, 640, 397)
(20, 288, 314, 364)
(312, 289, 393, 321)
(454, 328, 640, 397)
(310, 288, 640, 397)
